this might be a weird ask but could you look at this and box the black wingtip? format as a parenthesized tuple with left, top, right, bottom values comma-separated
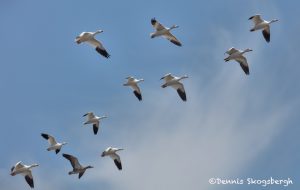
(170, 39, 182, 47)
(41, 133, 49, 140)
(93, 124, 98, 135)
(55, 149, 60, 154)
(262, 30, 270, 43)
(151, 18, 156, 25)
(114, 159, 122, 170)
(133, 90, 142, 101)
(25, 175, 34, 188)
(95, 47, 110, 58)
(177, 89, 187, 101)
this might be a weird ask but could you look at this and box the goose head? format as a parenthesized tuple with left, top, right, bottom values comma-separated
(170, 25, 179, 30)
(270, 19, 279, 24)
(29, 164, 39, 169)
(243, 48, 253, 53)
(100, 116, 108, 119)
(94, 30, 103, 34)
(85, 165, 93, 169)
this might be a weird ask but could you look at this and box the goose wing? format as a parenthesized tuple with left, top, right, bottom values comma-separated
(87, 38, 110, 58)
(172, 82, 186, 101)
(41, 133, 57, 145)
(151, 18, 166, 31)
(110, 153, 122, 170)
(83, 112, 95, 120)
(162, 75, 175, 82)
(262, 26, 270, 42)
(63, 154, 81, 169)
(131, 84, 142, 101)
(93, 120, 99, 135)
(24, 171, 34, 188)
(226, 47, 239, 55)
(12, 161, 24, 172)
(163, 32, 182, 46)
(249, 15, 263, 25)
(236, 56, 250, 75)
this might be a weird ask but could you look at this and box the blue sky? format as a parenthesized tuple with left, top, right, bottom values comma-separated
(0, 0, 299, 189)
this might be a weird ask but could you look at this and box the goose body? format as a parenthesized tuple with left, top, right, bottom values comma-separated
(41, 133, 67, 154)
(101, 147, 123, 170)
(150, 18, 182, 46)
(10, 161, 38, 188)
(123, 76, 144, 101)
(249, 14, 278, 42)
(62, 153, 93, 179)
(75, 30, 110, 58)
(224, 47, 252, 75)
(83, 112, 107, 135)
(161, 73, 188, 101)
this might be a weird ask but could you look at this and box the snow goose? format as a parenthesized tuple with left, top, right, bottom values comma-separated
(83, 112, 107, 135)
(10, 161, 38, 188)
(123, 76, 144, 101)
(62, 153, 93, 179)
(150, 18, 182, 46)
(41, 133, 67, 154)
(249, 14, 278, 42)
(224, 47, 252, 75)
(75, 30, 110, 58)
(160, 73, 188, 101)
(101, 147, 123, 170)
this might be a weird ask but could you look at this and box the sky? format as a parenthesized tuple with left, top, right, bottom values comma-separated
(0, 0, 299, 189)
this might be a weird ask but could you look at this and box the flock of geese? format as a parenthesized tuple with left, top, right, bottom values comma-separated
(10, 14, 278, 188)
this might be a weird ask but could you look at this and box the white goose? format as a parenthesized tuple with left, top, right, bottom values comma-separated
(224, 47, 252, 75)
(150, 18, 182, 46)
(41, 133, 67, 154)
(75, 30, 110, 58)
(101, 147, 123, 170)
(83, 112, 107, 135)
(123, 76, 144, 101)
(62, 153, 93, 179)
(10, 161, 39, 188)
(161, 73, 188, 101)
(249, 14, 278, 43)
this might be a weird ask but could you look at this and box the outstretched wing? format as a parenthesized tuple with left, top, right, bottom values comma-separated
(172, 82, 187, 101)
(41, 133, 57, 145)
(93, 121, 99, 135)
(151, 18, 166, 31)
(24, 172, 34, 188)
(262, 26, 270, 43)
(110, 153, 122, 170)
(63, 154, 81, 169)
(249, 15, 263, 25)
(164, 32, 182, 46)
(236, 57, 250, 75)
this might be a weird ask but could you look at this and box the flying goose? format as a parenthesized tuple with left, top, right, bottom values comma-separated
(224, 47, 252, 75)
(249, 14, 278, 42)
(62, 153, 93, 179)
(101, 147, 123, 170)
(83, 112, 107, 135)
(160, 73, 188, 101)
(10, 161, 39, 188)
(123, 76, 144, 101)
(41, 133, 67, 154)
(75, 30, 110, 58)
(150, 18, 182, 46)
